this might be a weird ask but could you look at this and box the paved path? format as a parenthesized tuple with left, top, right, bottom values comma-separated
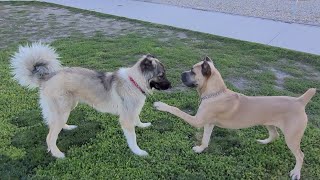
(134, 0, 320, 27)
(42, 0, 320, 55)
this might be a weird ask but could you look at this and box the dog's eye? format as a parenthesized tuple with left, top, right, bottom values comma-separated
(158, 73, 164, 78)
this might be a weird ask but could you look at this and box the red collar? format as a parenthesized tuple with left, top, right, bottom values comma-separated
(129, 76, 146, 95)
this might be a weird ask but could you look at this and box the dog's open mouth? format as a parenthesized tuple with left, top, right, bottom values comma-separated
(150, 80, 171, 90)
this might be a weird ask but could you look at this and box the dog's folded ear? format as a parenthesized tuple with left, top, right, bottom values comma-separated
(146, 54, 155, 58)
(201, 60, 212, 77)
(140, 57, 154, 72)
(204, 56, 213, 62)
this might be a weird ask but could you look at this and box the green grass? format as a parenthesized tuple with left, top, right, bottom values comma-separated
(1, 2, 320, 180)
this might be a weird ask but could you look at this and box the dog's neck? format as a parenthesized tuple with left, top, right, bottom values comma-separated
(198, 73, 227, 98)
(120, 67, 150, 95)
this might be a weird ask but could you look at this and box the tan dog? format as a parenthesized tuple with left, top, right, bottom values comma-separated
(11, 43, 171, 158)
(154, 56, 316, 180)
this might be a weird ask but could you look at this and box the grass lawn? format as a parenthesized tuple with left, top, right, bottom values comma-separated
(0, 2, 319, 179)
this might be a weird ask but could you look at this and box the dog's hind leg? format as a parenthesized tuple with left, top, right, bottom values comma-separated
(135, 116, 151, 128)
(285, 131, 305, 180)
(280, 116, 307, 180)
(40, 94, 67, 158)
(193, 123, 214, 153)
(120, 114, 148, 156)
(46, 97, 73, 158)
(63, 101, 78, 131)
(46, 112, 69, 158)
(257, 125, 279, 144)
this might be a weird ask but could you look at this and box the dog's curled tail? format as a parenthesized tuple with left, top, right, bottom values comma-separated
(298, 88, 316, 106)
(10, 42, 62, 89)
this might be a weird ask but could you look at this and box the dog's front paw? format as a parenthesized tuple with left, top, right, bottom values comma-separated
(134, 149, 149, 156)
(290, 168, 301, 180)
(137, 122, 152, 128)
(192, 146, 206, 153)
(51, 150, 65, 159)
(153, 101, 170, 112)
(63, 124, 78, 130)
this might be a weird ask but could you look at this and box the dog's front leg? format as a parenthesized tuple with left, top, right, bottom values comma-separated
(193, 124, 214, 153)
(119, 114, 148, 156)
(154, 101, 205, 128)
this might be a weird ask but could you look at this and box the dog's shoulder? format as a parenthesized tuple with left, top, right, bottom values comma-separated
(215, 92, 240, 104)
(202, 92, 240, 115)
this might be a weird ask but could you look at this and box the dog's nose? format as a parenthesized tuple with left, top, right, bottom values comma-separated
(164, 81, 172, 89)
(181, 72, 187, 82)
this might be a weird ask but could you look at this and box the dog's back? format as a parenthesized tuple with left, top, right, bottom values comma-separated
(213, 89, 316, 129)
(238, 88, 315, 114)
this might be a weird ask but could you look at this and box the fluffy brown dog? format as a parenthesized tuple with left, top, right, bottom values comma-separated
(154, 56, 316, 180)
(11, 43, 171, 158)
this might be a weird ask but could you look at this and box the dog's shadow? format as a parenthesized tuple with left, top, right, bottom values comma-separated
(190, 125, 243, 157)
(1, 108, 104, 179)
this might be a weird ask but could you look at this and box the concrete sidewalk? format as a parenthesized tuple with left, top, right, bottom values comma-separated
(42, 0, 320, 55)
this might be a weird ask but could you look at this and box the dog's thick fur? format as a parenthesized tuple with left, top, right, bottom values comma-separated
(11, 42, 171, 158)
(154, 56, 316, 180)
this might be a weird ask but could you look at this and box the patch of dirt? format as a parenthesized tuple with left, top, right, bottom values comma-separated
(226, 77, 251, 90)
(269, 67, 292, 90)
(294, 62, 320, 81)
(158, 37, 171, 42)
(0, 5, 137, 48)
(190, 38, 204, 43)
(0, 4, 188, 49)
(253, 69, 263, 73)
(176, 32, 188, 39)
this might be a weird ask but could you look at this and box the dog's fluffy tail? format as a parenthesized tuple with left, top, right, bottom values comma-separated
(10, 42, 62, 89)
(298, 88, 316, 106)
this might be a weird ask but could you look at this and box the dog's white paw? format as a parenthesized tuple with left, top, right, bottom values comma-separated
(51, 151, 65, 159)
(192, 146, 205, 153)
(63, 124, 78, 130)
(257, 139, 271, 144)
(153, 101, 170, 112)
(137, 122, 152, 128)
(290, 168, 301, 180)
(134, 149, 149, 156)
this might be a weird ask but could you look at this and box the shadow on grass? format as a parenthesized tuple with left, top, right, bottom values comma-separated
(0, 109, 104, 179)
(195, 128, 243, 156)
(152, 119, 175, 133)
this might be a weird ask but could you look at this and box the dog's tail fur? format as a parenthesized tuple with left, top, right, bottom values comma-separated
(10, 42, 62, 89)
(298, 88, 316, 106)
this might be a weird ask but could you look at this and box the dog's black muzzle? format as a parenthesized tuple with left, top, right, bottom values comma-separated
(150, 79, 172, 90)
(181, 72, 196, 87)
